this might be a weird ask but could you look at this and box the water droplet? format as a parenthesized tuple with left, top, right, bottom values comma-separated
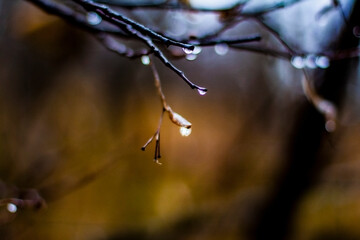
(185, 54, 197, 61)
(316, 56, 330, 69)
(214, 43, 229, 56)
(183, 48, 193, 54)
(180, 127, 192, 137)
(86, 12, 102, 25)
(305, 55, 317, 69)
(192, 46, 202, 55)
(141, 55, 150, 65)
(291, 56, 305, 69)
(197, 89, 207, 96)
(7, 203, 17, 213)
(325, 120, 336, 132)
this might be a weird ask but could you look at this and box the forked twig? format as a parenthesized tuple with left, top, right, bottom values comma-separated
(142, 59, 192, 164)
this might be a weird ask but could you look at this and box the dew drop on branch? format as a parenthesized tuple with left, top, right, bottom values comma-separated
(180, 127, 192, 137)
(86, 12, 102, 25)
(305, 55, 317, 69)
(214, 43, 229, 56)
(325, 120, 336, 132)
(192, 46, 202, 55)
(291, 56, 305, 69)
(7, 203, 17, 213)
(141, 55, 150, 65)
(183, 48, 194, 54)
(315, 56, 330, 69)
(197, 89, 207, 96)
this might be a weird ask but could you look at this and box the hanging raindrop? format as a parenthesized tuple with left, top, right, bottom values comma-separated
(192, 46, 202, 55)
(325, 120, 336, 132)
(291, 56, 305, 69)
(197, 89, 207, 96)
(86, 12, 102, 25)
(180, 127, 192, 137)
(186, 54, 197, 61)
(315, 56, 330, 69)
(305, 55, 317, 69)
(7, 203, 17, 213)
(183, 48, 194, 54)
(214, 43, 229, 56)
(141, 55, 151, 65)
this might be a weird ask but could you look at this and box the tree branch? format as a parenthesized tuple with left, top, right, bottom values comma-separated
(25, 0, 128, 37)
(72, 0, 194, 50)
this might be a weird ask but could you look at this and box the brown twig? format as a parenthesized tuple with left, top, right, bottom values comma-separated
(142, 60, 192, 163)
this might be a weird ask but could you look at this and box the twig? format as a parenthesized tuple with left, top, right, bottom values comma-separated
(141, 109, 164, 165)
(72, 0, 194, 50)
(188, 35, 261, 46)
(333, 0, 350, 27)
(254, 17, 298, 56)
(39, 153, 121, 202)
(129, 26, 207, 91)
(25, 0, 128, 37)
(151, 59, 169, 111)
(142, 60, 192, 163)
(72, 0, 206, 91)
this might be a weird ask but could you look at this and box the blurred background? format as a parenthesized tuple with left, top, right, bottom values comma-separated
(0, 0, 360, 239)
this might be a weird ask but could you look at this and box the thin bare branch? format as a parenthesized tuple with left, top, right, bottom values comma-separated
(142, 61, 192, 163)
(131, 27, 207, 91)
(254, 17, 298, 56)
(70, 0, 206, 91)
(188, 35, 261, 46)
(151, 59, 170, 111)
(72, 0, 194, 50)
(25, 0, 128, 37)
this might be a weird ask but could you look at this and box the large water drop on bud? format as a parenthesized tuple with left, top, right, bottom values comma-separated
(180, 127, 192, 137)
(87, 12, 102, 25)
